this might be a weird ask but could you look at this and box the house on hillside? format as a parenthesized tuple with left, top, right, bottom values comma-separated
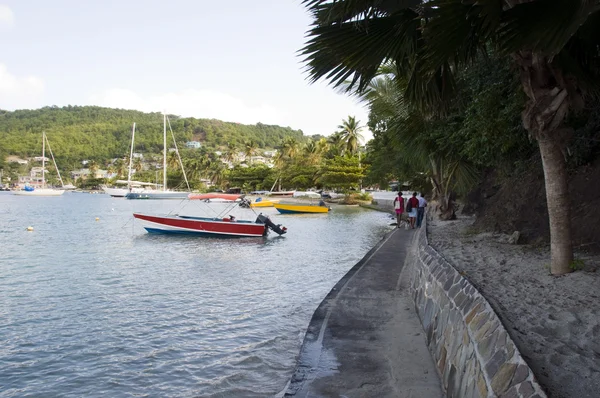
(263, 150, 277, 158)
(250, 156, 267, 164)
(71, 168, 112, 181)
(33, 156, 50, 162)
(186, 141, 202, 149)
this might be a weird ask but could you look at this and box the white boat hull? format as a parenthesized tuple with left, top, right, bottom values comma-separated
(102, 187, 144, 197)
(12, 189, 65, 196)
(126, 190, 190, 200)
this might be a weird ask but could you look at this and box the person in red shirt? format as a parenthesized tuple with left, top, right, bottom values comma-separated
(393, 191, 405, 228)
(407, 192, 419, 229)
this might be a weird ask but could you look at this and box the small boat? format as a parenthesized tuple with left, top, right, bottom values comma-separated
(13, 132, 65, 197)
(293, 191, 322, 199)
(187, 193, 241, 202)
(133, 194, 287, 237)
(126, 191, 190, 200)
(268, 191, 295, 197)
(239, 197, 279, 208)
(274, 201, 330, 214)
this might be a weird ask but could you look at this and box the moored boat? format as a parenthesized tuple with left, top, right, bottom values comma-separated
(239, 197, 279, 208)
(133, 194, 287, 237)
(12, 132, 65, 197)
(274, 201, 330, 214)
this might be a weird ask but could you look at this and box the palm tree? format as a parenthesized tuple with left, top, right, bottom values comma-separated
(244, 140, 258, 165)
(206, 162, 226, 187)
(132, 157, 142, 174)
(303, 140, 322, 165)
(225, 142, 237, 164)
(301, 0, 600, 275)
(88, 160, 99, 178)
(326, 132, 345, 157)
(337, 116, 364, 156)
(167, 150, 179, 171)
(281, 137, 300, 159)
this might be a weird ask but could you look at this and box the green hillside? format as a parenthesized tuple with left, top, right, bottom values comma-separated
(0, 106, 307, 169)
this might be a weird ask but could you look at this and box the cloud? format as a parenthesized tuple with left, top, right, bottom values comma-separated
(0, 5, 15, 29)
(88, 88, 286, 126)
(0, 63, 45, 109)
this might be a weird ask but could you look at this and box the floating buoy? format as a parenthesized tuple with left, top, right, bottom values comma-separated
(26, 226, 34, 231)
(95, 217, 100, 221)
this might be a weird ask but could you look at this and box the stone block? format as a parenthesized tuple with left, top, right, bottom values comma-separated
(518, 381, 534, 396)
(491, 362, 517, 395)
(476, 370, 488, 397)
(438, 346, 447, 373)
(499, 385, 519, 398)
(509, 364, 530, 388)
(465, 303, 484, 324)
(478, 328, 499, 362)
(448, 283, 460, 298)
(447, 364, 458, 397)
(485, 349, 508, 379)
(475, 318, 499, 341)
(454, 291, 468, 308)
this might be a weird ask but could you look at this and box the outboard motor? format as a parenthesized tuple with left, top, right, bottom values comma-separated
(239, 197, 251, 208)
(256, 213, 287, 235)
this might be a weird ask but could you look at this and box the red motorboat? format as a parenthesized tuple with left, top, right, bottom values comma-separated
(133, 194, 287, 237)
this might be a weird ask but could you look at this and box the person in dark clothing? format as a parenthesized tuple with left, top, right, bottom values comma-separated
(416, 193, 427, 228)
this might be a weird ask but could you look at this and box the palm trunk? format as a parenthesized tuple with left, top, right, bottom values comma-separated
(538, 137, 573, 274)
(516, 51, 574, 275)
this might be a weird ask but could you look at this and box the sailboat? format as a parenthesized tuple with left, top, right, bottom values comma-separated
(13, 132, 65, 196)
(102, 123, 155, 197)
(126, 113, 190, 200)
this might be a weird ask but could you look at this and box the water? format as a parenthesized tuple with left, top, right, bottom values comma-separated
(0, 192, 393, 397)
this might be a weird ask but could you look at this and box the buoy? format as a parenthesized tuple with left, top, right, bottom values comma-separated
(95, 217, 100, 221)
(26, 226, 34, 231)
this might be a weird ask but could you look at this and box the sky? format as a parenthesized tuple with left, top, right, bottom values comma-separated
(0, 0, 372, 141)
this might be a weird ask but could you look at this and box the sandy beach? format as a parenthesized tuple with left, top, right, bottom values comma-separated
(427, 215, 600, 398)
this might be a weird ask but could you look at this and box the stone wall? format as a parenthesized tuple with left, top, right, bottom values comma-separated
(405, 223, 546, 397)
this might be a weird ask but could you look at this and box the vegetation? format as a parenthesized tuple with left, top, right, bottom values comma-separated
(0, 106, 306, 172)
(0, 106, 369, 194)
(300, 0, 600, 275)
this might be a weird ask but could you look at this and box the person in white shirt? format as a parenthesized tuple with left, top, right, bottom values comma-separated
(416, 193, 427, 228)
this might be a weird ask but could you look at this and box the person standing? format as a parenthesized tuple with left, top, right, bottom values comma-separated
(393, 191, 405, 228)
(416, 193, 427, 228)
(407, 192, 419, 229)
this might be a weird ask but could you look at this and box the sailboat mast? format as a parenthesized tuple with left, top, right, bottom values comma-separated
(42, 131, 46, 189)
(163, 113, 167, 192)
(127, 123, 136, 190)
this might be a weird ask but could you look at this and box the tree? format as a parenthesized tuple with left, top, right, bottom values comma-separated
(301, 0, 600, 275)
(244, 140, 258, 165)
(326, 131, 345, 158)
(88, 160, 99, 177)
(337, 116, 364, 156)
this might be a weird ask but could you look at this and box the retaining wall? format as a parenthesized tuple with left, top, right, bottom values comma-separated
(405, 222, 547, 397)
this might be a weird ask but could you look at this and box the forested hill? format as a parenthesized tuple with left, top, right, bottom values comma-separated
(0, 106, 306, 166)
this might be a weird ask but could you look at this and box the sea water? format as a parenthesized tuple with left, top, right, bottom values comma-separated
(0, 192, 392, 397)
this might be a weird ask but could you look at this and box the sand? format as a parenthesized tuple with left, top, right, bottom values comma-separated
(427, 215, 600, 398)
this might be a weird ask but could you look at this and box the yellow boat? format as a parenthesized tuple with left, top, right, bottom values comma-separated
(249, 198, 279, 208)
(274, 202, 330, 214)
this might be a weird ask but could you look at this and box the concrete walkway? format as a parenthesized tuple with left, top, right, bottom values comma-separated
(285, 228, 443, 398)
